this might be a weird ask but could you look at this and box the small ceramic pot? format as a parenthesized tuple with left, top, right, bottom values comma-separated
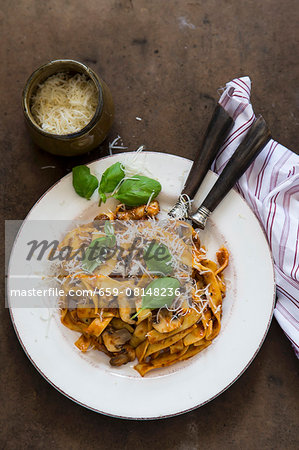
(22, 59, 114, 156)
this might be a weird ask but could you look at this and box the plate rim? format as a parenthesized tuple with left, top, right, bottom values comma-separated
(8, 151, 276, 420)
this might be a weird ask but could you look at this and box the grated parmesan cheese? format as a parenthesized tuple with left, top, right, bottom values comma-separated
(31, 72, 98, 135)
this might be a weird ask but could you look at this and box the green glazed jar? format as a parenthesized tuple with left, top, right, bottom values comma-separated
(22, 59, 114, 156)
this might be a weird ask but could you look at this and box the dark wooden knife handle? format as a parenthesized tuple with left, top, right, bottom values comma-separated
(193, 116, 271, 216)
(182, 104, 233, 198)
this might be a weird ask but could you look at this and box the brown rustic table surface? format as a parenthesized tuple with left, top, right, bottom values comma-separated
(1, 1, 298, 449)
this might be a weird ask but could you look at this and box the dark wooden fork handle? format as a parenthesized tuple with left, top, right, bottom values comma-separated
(182, 103, 233, 199)
(191, 115, 271, 228)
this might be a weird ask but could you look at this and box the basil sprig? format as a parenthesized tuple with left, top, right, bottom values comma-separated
(82, 222, 116, 273)
(72, 162, 161, 207)
(113, 175, 161, 206)
(98, 162, 125, 203)
(72, 165, 98, 200)
(132, 277, 180, 318)
(144, 242, 173, 275)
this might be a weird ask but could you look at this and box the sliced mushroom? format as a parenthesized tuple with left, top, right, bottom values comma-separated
(111, 318, 134, 333)
(102, 328, 132, 353)
(152, 309, 183, 333)
(110, 344, 136, 366)
(91, 336, 113, 356)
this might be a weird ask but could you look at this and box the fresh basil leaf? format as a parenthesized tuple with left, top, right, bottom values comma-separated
(104, 221, 114, 236)
(98, 162, 125, 202)
(113, 175, 161, 206)
(141, 277, 180, 310)
(144, 242, 173, 275)
(72, 165, 98, 200)
(82, 235, 116, 273)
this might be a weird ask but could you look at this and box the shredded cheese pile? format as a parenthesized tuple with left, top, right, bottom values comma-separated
(31, 72, 98, 135)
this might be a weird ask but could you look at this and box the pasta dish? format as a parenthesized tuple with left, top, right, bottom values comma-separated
(58, 200, 228, 376)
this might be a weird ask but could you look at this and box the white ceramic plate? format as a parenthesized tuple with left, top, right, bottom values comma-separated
(8, 152, 275, 419)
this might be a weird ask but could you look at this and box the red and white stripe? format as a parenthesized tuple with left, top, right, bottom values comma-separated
(213, 77, 299, 357)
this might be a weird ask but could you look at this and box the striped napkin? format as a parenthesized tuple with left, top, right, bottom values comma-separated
(212, 77, 299, 357)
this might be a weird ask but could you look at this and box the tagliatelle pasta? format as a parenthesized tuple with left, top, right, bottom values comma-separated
(58, 201, 229, 376)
